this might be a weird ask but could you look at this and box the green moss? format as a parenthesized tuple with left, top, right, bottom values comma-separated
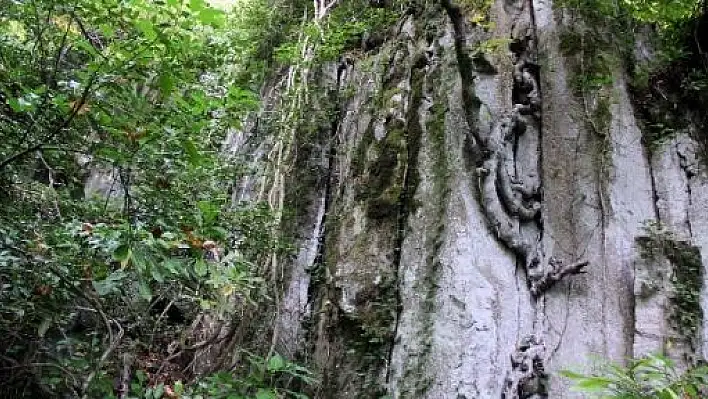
(321, 53, 429, 399)
(556, 21, 618, 101)
(590, 94, 613, 173)
(636, 223, 704, 342)
(559, 31, 583, 56)
(593, 95, 612, 134)
(351, 277, 399, 350)
(630, 62, 708, 158)
(557, 24, 618, 181)
(666, 242, 703, 338)
(366, 188, 402, 220)
(399, 68, 425, 215)
(380, 86, 404, 109)
(354, 126, 407, 220)
(280, 88, 336, 253)
(398, 61, 450, 399)
(458, 0, 494, 26)
(352, 120, 376, 178)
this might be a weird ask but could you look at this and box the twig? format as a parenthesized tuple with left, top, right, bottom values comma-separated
(117, 353, 134, 399)
(0, 71, 99, 171)
(70, 11, 108, 58)
(80, 320, 124, 399)
(149, 298, 176, 347)
(37, 151, 62, 218)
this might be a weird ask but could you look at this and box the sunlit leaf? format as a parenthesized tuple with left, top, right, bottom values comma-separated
(255, 388, 277, 399)
(139, 281, 153, 301)
(267, 354, 286, 372)
(198, 8, 225, 27)
(92, 270, 127, 296)
(194, 259, 208, 277)
(135, 19, 157, 40)
(37, 318, 52, 338)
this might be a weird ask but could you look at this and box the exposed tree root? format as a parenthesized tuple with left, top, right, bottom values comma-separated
(502, 335, 548, 399)
(529, 259, 589, 296)
(443, 0, 586, 296)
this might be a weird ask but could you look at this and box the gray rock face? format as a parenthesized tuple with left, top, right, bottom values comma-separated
(221, 0, 708, 397)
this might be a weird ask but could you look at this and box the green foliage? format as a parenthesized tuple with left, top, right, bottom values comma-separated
(622, 0, 702, 28)
(126, 352, 316, 399)
(557, 0, 704, 78)
(562, 354, 708, 398)
(459, 0, 494, 26)
(274, 0, 400, 64)
(558, 0, 702, 27)
(0, 0, 307, 396)
(636, 221, 704, 338)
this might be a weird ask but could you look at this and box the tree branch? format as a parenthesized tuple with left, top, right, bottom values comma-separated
(0, 71, 98, 172)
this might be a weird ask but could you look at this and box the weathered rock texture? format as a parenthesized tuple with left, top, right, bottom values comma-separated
(221, 0, 708, 397)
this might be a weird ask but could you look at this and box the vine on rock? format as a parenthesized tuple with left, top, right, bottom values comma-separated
(442, 0, 587, 298)
(441, 0, 589, 397)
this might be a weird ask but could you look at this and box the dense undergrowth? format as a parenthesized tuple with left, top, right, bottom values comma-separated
(0, 0, 401, 397)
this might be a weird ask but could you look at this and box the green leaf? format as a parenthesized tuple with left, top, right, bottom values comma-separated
(559, 370, 587, 380)
(114, 244, 131, 261)
(255, 389, 277, 399)
(99, 24, 115, 37)
(131, 247, 151, 272)
(158, 74, 175, 95)
(38, 317, 52, 338)
(198, 9, 225, 27)
(189, 0, 207, 12)
(163, 258, 184, 275)
(197, 200, 219, 225)
(267, 354, 286, 372)
(152, 383, 165, 398)
(210, 226, 229, 240)
(136, 370, 148, 384)
(92, 270, 127, 296)
(183, 139, 201, 166)
(194, 259, 208, 277)
(135, 19, 157, 40)
(151, 267, 164, 283)
(7, 96, 34, 112)
(574, 377, 613, 392)
(139, 281, 153, 301)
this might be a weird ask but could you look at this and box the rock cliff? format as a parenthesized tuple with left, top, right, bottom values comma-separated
(223, 0, 708, 397)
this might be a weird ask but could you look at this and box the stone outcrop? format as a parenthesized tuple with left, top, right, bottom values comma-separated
(218, 0, 708, 397)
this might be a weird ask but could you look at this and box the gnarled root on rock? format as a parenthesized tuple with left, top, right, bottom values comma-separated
(529, 258, 589, 296)
(478, 152, 536, 267)
(502, 335, 548, 399)
(477, 109, 541, 268)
